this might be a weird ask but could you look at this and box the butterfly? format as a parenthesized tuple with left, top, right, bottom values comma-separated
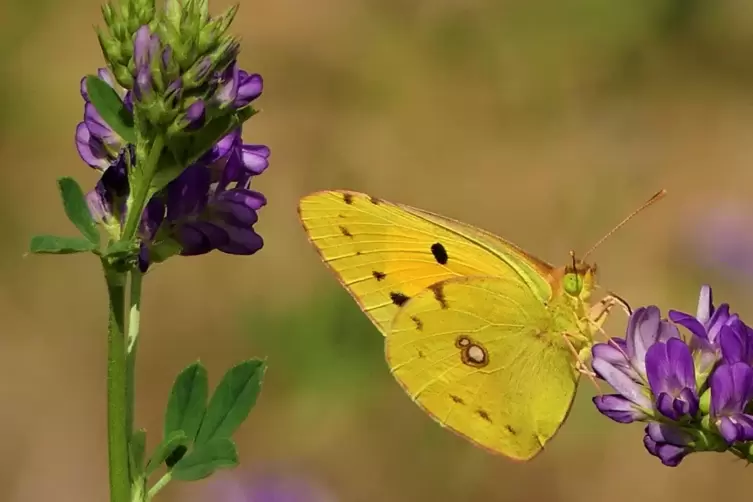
(297, 189, 662, 460)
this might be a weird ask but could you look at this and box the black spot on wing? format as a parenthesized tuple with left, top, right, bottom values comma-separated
(339, 225, 353, 237)
(430, 242, 448, 265)
(505, 425, 517, 435)
(410, 315, 424, 331)
(390, 292, 410, 307)
(372, 270, 386, 281)
(429, 283, 448, 309)
(477, 409, 492, 423)
(450, 394, 465, 405)
(369, 196, 381, 205)
(343, 193, 354, 204)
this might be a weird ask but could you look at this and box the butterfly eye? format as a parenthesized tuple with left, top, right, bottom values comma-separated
(563, 272, 584, 297)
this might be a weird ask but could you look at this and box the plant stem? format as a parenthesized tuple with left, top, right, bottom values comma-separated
(107, 135, 162, 502)
(104, 261, 131, 502)
(126, 270, 143, 439)
(121, 135, 164, 242)
(146, 473, 172, 501)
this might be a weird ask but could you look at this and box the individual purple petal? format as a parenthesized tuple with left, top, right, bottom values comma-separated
(215, 190, 262, 225)
(718, 415, 753, 444)
(134, 68, 153, 101)
(643, 433, 689, 467)
(626, 306, 679, 377)
(645, 339, 698, 420)
(668, 310, 707, 340)
(707, 305, 735, 344)
(711, 362, 753, 416)
(84, 102, 117, 141)
(86, 187, 110, 223)
(240, 144, 270, 174)
(720, 321, 753, 365)
(217, 225, 263, 255)
(591, 339, 640, 381)
(646, 422, 693, 447)
(235, 71, 263, 107)
(592, 357, 652, 410)
(177, 221, 229, 256)
(133, 25, 156, 69)
(593, 394, 649, 423)
(184, 100, 206, 130)
(75, 123, 110, 169)
(696, 285, 712, 324)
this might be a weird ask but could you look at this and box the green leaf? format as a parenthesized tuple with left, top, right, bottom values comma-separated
(85, 75, 136, 144)
(171, 437, 238, 481)
(57, 177, 100, 245)
(194, 359, 265, 446)
(129, 429, 147, 476)
(145, 430, 189, 477)
(28, 235, 97, 254)
(164, 362, 208, 442)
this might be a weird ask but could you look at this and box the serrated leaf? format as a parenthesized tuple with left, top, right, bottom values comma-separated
(145, 430, 189, 477)
(85, 75, 136, 144)
(171, 437, 238, 481)
(194, 360, 265, 446)
(164, 362, 208, 442)
(129, 429, 147, 476)
(28, 235, 97, 254)
(57, 177, 100, 245)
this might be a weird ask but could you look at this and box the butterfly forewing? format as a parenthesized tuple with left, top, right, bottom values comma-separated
(298, 190, 554, 335)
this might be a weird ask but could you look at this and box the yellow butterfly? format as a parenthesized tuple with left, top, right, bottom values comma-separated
(297, 189, 663, 460)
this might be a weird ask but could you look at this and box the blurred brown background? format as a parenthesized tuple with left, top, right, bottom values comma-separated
(3, 0, 753, 500)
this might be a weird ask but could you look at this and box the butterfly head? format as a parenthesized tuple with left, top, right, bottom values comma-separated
(561, 256, 597, 301)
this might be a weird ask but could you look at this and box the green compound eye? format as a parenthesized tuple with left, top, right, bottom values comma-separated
(563, 272, 583, 296)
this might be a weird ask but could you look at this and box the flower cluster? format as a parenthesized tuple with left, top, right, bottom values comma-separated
(76, 1, 269, 271)
(592, 285, 753, 466)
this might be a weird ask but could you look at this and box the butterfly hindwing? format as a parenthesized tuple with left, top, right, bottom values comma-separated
(387, 275, 579, 460)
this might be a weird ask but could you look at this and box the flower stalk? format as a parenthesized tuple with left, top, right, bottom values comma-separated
(103, 261, 131, 502)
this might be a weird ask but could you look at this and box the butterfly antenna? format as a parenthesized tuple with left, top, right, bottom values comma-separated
(581, 189, 667, 261)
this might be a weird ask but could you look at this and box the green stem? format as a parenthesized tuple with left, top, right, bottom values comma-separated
(104, 261, 131, 502)
(121, 135, 164, 241)
(126, 270, 143, 440)
(106, 136, 162, 502)
(146, 473, 172, 501)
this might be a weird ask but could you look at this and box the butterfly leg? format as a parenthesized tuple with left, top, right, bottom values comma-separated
(587, 293, 632, 343)
(562, 334, 601, 391)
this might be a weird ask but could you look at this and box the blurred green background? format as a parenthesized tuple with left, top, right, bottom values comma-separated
(4, 0, 753, 500)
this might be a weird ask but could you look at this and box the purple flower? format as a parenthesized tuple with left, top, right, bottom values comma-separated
(645, 338, 699, 420)
(592, 285, 753, 467)
(235, 70, 263, 108)
(710, 362, 753, 443)
(591, 306, 679, 423)
(75, 69, 130, 169)
(719, 319, 753, 366)
(87, 134, 268, 272)
(643, 423, 694, 467)
(668, 285, 738, 375)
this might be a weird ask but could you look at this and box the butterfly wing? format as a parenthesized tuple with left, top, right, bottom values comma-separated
(298, 190, 554, 335)
(387, 275, 579, 460)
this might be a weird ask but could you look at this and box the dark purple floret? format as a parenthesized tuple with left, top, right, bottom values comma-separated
(710, 362, 753, 443)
